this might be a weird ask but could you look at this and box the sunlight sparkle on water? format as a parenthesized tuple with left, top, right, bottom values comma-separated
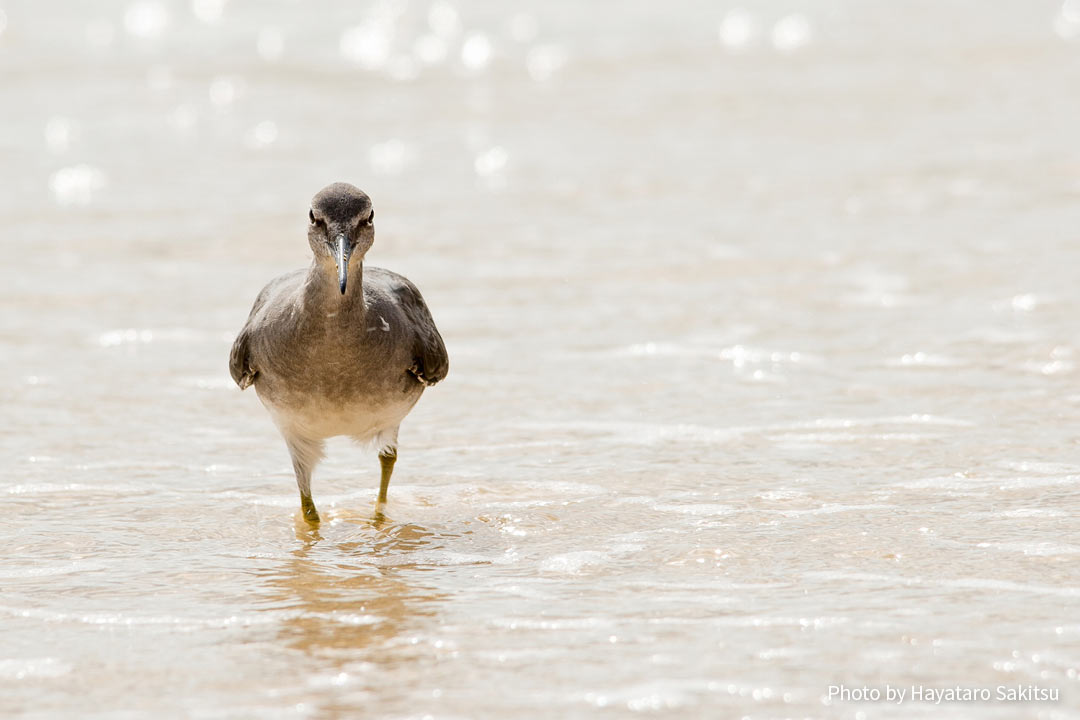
(474, 146, 508, 183)
(0, 658, 73, 680)
(461, 33, 493, 71)
(245, 121, 278, 149)
(370, 139, 416, 175)
(890, 352, 963, 368)
(191, 0, 226, 25)
(772, 14, 813, 53)
(718, 9, 758, 52)
(44, 117, 78, 154)
(123, 1, 169, 39)
(428, 1, 461, 38)
(340, 22, 393, 70)
(1055, 0, 1080, 39)
(527, 44, 567, 82)
(49, 165, 107, 206)
(1010, 293, 1042, 312)
(1065, 0, 1080, 23)
(169, 104, 198, 133)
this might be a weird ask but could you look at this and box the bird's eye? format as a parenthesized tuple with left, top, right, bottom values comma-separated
(309, 210, 326, 228)
(309, 210, 316, 224)
(367, 210, 374, 224)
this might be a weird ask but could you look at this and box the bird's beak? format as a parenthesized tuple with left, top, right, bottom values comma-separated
(334, 234, 351, 294)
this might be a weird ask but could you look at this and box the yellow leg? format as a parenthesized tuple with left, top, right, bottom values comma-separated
(377, 448, 396, 505)
(285, 434, 324, 525)
(300, 495, 320, 524)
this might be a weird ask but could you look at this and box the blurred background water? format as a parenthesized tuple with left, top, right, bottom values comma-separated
(2, 0, 1080, 717)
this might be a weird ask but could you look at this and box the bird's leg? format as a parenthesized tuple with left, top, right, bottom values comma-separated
(377, 447, 397, 506)
(299, 491, 319, 524)
(374, 427, 399, 513)
(285, 435, 324, 524)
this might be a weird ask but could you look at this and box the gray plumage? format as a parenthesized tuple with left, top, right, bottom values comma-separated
(229, 183, 448, 522)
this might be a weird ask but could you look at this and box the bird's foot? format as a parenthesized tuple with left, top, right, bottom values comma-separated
(373, 497, 389, 525)
(301, 498, 321, 525)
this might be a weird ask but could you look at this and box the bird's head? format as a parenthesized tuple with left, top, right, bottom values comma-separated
(307, 182, 375, 295)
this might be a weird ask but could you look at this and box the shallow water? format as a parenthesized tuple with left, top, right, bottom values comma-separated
(2, 0, 1080, 717)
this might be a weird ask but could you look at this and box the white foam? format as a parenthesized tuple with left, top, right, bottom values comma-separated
(999, 460, 1080, 474)
(975, 541, 1080, 557)
(897, 474, 1080, 491)
(490, 616, 614, 631)
(374, 550, 506, 567)
(805, 571, 1080, 598)
(776, 432, 932, 444)
(756, 490, 808, 501)
(0, 604, 383, 629)
(771, 503, 894, 517)
(652, 503, 736, 517)
(0, 658, 73, 680)
(541, 551, 608, 574)
(0, 561, 104, 579)
(516, 414, 973, 450)
(4, 483, 144, 495)
(998, 508, 1068, 518)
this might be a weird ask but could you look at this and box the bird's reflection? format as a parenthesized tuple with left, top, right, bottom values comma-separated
(257, 510, 452, 660)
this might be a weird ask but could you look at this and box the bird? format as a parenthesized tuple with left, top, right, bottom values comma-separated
(229, 182, 448, 523)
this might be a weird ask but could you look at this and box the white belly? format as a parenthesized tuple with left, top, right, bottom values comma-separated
(259, 391, 420, 447)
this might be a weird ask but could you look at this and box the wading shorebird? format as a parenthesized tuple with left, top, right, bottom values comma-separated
(229, 183, 448, 523)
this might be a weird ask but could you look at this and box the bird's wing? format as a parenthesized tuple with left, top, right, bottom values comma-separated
(380, 271, 449, 386)
(229, 327, 257, 390)
(228, 270, 303, 390)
